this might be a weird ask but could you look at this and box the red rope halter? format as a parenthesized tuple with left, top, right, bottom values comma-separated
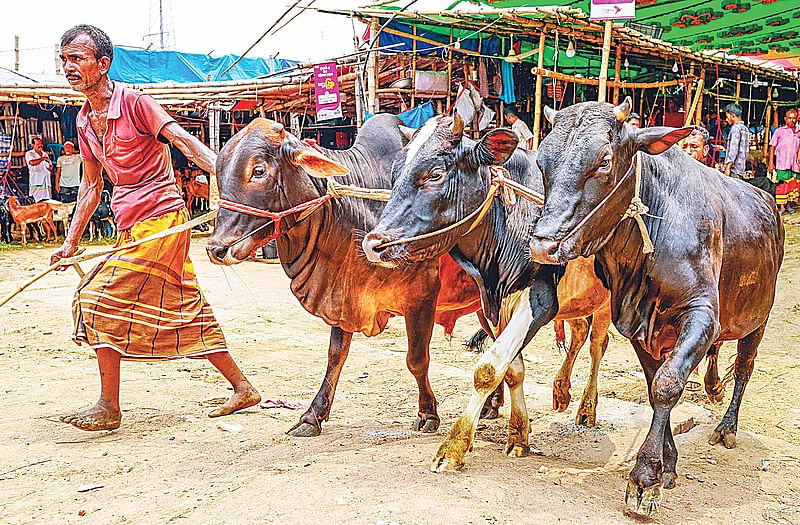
(218, 194, 334, 243)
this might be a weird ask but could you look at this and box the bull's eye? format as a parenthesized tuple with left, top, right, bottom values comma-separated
(599, 158, 612, 171)
(252, 165, 267, 178)
(426, 168, 445, 183)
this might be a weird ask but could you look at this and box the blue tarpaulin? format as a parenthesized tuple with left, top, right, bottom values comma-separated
(365, 102, 435, 129)
(109, 47, 300, 84)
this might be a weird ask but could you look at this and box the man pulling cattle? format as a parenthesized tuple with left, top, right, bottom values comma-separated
(50, 25, 260, 431)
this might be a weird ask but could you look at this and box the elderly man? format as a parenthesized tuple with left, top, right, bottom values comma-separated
(723, 103, 750, 179)
(682, 127, 711, 165)
(50, 24, 260, 431)
(769, 108, 799, 214)
(503, 106, 534, 150)
(25, 137, 53, 201)
(55, 140, 82, 203)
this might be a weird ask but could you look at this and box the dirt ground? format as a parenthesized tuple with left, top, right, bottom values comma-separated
(2, 224, 800, 525)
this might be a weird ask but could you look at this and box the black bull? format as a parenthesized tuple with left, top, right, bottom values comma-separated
(529, 98, 783, 516)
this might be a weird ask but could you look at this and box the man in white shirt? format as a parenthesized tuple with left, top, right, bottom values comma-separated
(55, 140, 82, 202)
(503, 106, 534, 151)
(25, 137, 53, 201)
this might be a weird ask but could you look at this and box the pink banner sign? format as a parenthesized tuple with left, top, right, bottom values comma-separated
(313, 62, 343, 121)
(590, 0, 635, 20)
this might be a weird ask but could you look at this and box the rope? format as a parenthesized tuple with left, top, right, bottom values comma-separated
(556, 153, 654, 255)
(0, 209, 218, 309)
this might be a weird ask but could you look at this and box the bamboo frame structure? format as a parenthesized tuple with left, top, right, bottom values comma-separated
(532, 32, 546, 150)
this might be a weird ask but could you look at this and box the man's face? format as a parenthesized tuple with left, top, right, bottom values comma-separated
(60, 34, 110, 93)
(33, 139, 43, 152)
(628, 118, 641, 128)
(504, 113, 517, 125)
(682, 133, 708, 162)
(64, 143, 75, 155)
(785, 110, 797, 129)
(725, 112, 736, 125)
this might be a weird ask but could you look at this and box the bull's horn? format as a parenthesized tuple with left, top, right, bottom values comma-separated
(399, 125, 417, 141)
(249, 118, 287, 146)
(614, 96, 632, 122)
(450, 113, 465, 138)
(544, 106, 557, 124)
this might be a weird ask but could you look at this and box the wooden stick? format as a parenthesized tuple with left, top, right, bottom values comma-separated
(613, 45, 622, 105)
(695, 69, 705, 125)
(529, 68, 687, 89)
(598, 20, 613, 103)
(411, 24, 417, 108)
(685, 76, 704, 127)
(0, 210, 218, 309)
(532, 32, 546, 151)
(446, 28, 454, 111)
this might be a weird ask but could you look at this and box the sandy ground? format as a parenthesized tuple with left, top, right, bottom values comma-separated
(1, 225, 800, 524)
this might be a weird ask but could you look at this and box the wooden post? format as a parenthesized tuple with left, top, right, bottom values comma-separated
(684, 76, 703, 127)
(639, 88, 645, 120)
(532, 32, 546, 150)
(14, 36, 20, 71)
(735, 73, 741, 103)
(598, 21, 613, 103)
(411, 24, 417, 108)
(446, 28, 454, 111)
(613, 45, 622, 104)
(54, 44, 61, 75)
(366, 17, 379, 114)
(684, 66, 694, 121)
(694, 71, 705, 126)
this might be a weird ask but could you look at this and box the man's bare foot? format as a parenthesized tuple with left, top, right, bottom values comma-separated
(60, 401, 121, 431)
(208, 384, 261, 418)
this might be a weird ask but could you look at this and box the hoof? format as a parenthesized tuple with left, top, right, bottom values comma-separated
(575, 410, 596, 427)
(503, 442, 529, 458)
(552, 385, 571, 412)
(287, 421, 322, 437)
(412, 416, 440, 433)
(625, 479, 663, 517)
(706, 389, 725, 404)
(480, 406, 500, 420)
(662, 471, 677, 490)
(709, 424, 737, 449)
(430, 453, 463, 473)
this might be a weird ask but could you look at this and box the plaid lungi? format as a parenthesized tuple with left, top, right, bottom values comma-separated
(73, 208, 227, 360)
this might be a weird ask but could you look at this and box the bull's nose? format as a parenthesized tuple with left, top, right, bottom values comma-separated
(206, 244, 229, 265)
(528, 236, 561, 265)
(361, 232, 390, 263)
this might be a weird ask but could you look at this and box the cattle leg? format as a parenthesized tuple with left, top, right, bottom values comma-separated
(405, 298, 439, 433)
(503, 354, 530, 457)
(704, 342, 724, 403)
(480, 383, 504, 420)
(709, 321, 765, 449)
(431, 279, 559, 472)
(552, 317, 589, 413)
(576, 303, 612, 427)
(288, 327, 353, 437)
(626, 308, 716, 517)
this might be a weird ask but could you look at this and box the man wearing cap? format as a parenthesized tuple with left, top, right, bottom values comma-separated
(503, 106, 534, 151)
(626, 112, 641, 128)
(723, 103, 749, 179)
(55, 140, 82, 203)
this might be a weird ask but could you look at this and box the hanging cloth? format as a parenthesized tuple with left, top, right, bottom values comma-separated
(500, 61, 516, 104)
(478, 57, 489, 98)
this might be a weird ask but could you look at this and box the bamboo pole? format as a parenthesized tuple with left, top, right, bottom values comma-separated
(411, 24, 417, 107)
(529, 68, 689, 89)
(684, 76, 704, 127)
(446, 28, 454, 111)
(735, 73, 741, 103)
(695, 69, 705, 125)
(532, 32, 546, 151)
(763, 90, 773, 158)
(366, 17, 379, 114)
(613, 45, 622, 104)
(598, 21, 613, 103)
(14, 36, 19, 71)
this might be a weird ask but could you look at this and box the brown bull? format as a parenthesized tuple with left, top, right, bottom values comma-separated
(206, 114, 483, 436)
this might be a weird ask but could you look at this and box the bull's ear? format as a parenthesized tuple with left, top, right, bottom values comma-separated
(399, 125, 417, 142)
(544, 105, 557, 124)
(634, 126, 694, 155)
(473, 128, 518, 166)
(293, 148, 350, 178)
